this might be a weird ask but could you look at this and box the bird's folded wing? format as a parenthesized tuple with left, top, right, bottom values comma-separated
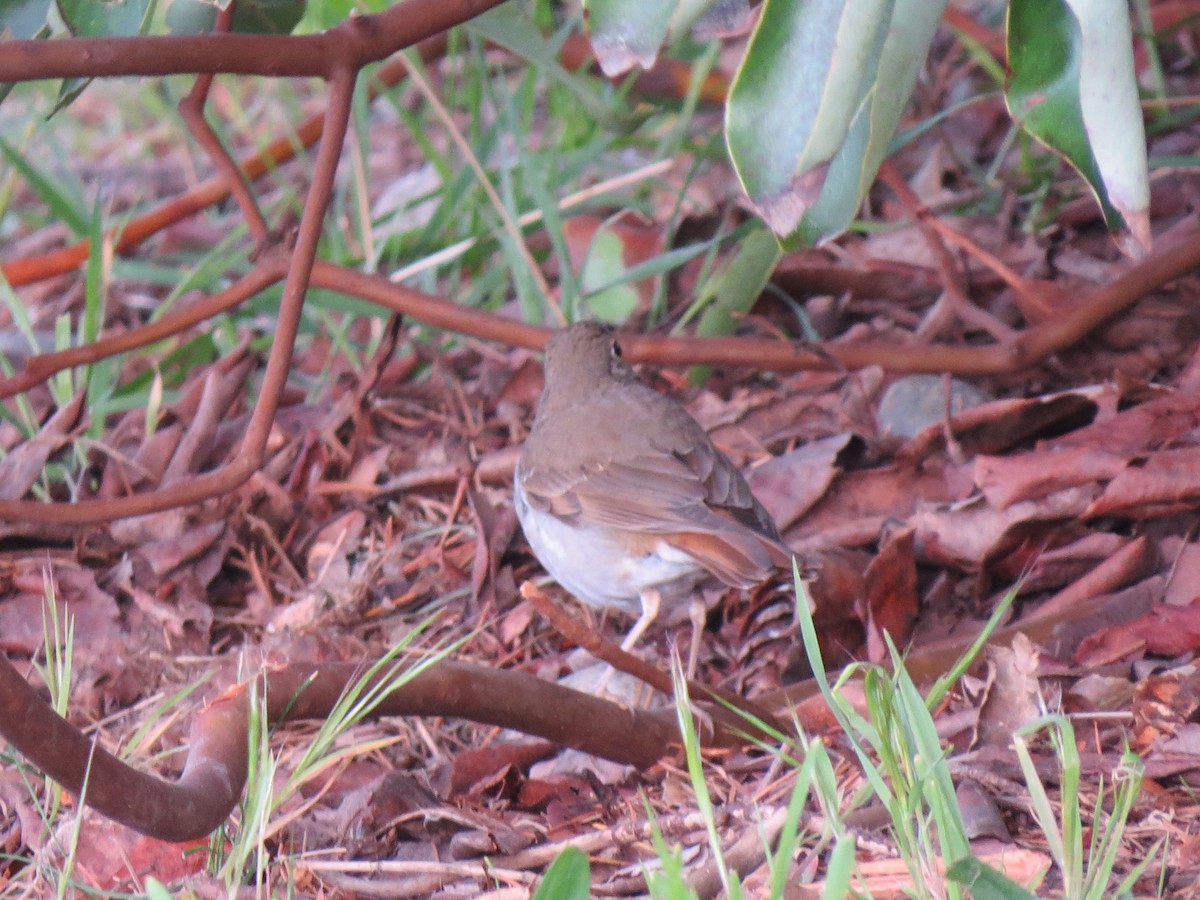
(521, 450, 795, 585)
(522, 451, 758, 536)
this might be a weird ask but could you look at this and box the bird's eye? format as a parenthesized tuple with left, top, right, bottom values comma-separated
(612, 341, 623, 359)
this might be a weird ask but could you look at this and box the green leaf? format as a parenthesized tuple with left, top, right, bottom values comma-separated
(0, 0, 52, 106)
(689, 226, 780, 383)
(1006, 1, 1105, 212)
(57, 0, 153, 35)
(946, 856, 1042, 899)
(1064, 0, 1150, 251)
(164, 0, 305, 35)
(533, 847, 591, 900)
(1006, 0, 1149, 251)
(54, 0, 155, 111)
(0, 0, 52, 39)
(580, 229, 640, 323)
(584, 0, 749, 75)
(726, 0, 894, 237)
(694, 226, 779, 338)
(795, 0, 948, 243)
(584, 0, 676, 76)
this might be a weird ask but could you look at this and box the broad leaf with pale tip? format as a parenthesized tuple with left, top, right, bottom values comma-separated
(584, 0, 736, 76)
(726, 0, 946, 244)
(584, 0, 676, 76)
(1006, 0, 1150, 254)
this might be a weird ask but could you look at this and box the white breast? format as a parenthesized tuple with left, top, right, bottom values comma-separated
(513, 476, 704, 613)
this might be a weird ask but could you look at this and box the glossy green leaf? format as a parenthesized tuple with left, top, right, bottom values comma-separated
(726, 0, 894, 237)
(796, 0, 948, 243)
(1006, 1, 1105, 213)
(583, 0, 747, 75)
(54, 0, 154, 111)
(1065, 0, 1150, 251)
(1006, 0, 1149, 251)
(0, 0, 51, 105)
(690, 0, 750, 41)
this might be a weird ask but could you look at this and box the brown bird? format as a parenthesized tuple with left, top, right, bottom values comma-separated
(514, 321, 796, 659)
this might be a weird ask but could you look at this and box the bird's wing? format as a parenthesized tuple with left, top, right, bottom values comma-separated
(518, 446, 792, 586)
(517, 450, 701, 525)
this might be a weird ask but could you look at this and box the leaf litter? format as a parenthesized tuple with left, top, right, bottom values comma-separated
(2, 20, 1200, 899)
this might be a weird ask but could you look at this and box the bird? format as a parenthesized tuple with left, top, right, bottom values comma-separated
(513, 321, 797, 668)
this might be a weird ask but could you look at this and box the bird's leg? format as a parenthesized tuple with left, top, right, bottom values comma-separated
(593, 588, 663, 699)
(685, 595, 706, 680)
(621, 588, 662, 652)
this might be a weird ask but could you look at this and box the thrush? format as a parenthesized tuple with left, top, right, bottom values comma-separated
(513, 321, 796, 661)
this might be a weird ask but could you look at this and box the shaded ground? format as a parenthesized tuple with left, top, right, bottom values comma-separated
(2, 16, 1200, 898)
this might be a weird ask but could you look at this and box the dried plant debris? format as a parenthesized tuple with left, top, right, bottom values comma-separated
(3, 10, 1200, 896)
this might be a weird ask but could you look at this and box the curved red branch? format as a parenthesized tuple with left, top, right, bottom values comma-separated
(0, 652, 680, 842)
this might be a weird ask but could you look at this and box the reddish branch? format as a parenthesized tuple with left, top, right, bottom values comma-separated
(520, 581, 788, 737)
(0, 41, 447, 288)
(0, 0, 503, 80)
(2, 226, 1199, 527)
(0, 71, 353, 525)
(0, 651, 684, 842)
(0, 2, 506, 524)
(176, 4, 270, 243)
(2, 569, 1148, 841)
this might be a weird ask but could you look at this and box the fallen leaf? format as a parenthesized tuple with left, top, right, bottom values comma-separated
(975, 633, 1041, 747)
(748, 432, 853, 530)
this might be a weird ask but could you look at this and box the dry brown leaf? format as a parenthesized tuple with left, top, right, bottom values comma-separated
(861, 527, 918, 662)
(97, 423, 184, 499)
(975, 446, 1127, 511)
(1051, 388, 1200, 455)
(748, 432, 853, 531)
(467, 483, 518, 609)
(897, 392, 1098, 464)
(1084, 447, 1200, 518)
(795, 463, 958, 548)
(1012, 531, 1128, 595)
(64, 817, 211, 891)
(1082, 603, 1200, 662)
(956, 779, 1010, 842)
(1133, 668, 1200, 754)
(911, 487, 1097, 570)
(974, 633, 1041, 748)
(0, 392, 85, 500)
